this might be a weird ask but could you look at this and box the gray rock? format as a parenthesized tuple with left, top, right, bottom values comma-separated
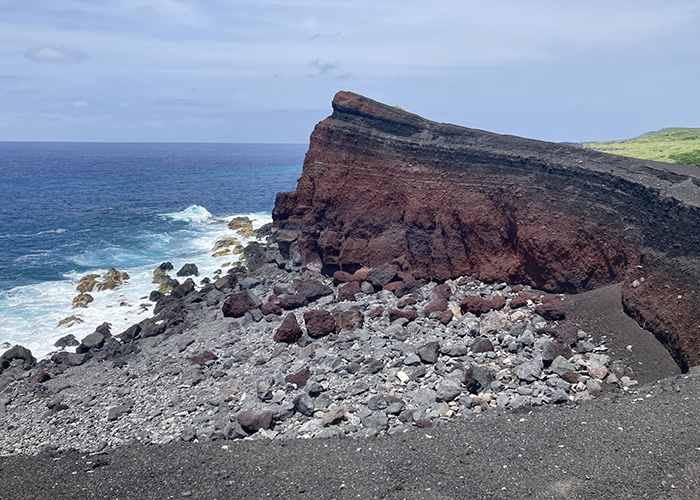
(294, 393, 315, 417)
(436, 380, 461, 402)
(550, 356, 576, 376)
(417, 342, 440, 364)
(108, 405, 130, 421)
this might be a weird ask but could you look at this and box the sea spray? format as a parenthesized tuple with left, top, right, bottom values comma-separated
(0, 208, 272, 358)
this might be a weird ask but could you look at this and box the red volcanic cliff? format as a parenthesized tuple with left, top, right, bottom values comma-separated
(273, 91, 700, 370)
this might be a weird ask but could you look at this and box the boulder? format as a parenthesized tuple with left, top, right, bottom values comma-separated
(222, 290, 261, 317)
(0, 345, 36, 372)
(366, 264, 398, 288)
(274, 313, 302, 344)
(536, 300, 566, 320)
(237, 410, 273, 434)
(416, 341, 440, 364)
(294, 279, 333, 302)
(176, 263, 199, 277)
(388, 309, 418, 323)
(303, 310, 336, 338)
(423, 298, 448, 315)
(338, 282, 362, 302)
(335, 310, 364, 332)
(459, 296, 492, 316)
(243, 241, 266, 272)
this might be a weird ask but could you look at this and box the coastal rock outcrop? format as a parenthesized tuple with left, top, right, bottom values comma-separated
(273, 91, 700, 369)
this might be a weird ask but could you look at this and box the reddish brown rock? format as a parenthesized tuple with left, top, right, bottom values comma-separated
(438, 310, 453, 325)
(285, 367, 310, 387)
(399, 297, 417, 307)
(424, 298, 448, 316)
(491, 295, 507, 311)
(303, 309, 336, 338)
(278, 293, 308, 310)
(388, 309, 418, 323)
(561, 371, 580, 384)
(460, 296, 492, 316)
(338, 282, 362, 302)
(542, 293, 561, 303)
(336, 310, 364, 332)
(536, 300, 566, 321)
(369, 306, 384, 319)
(352, 268, 371, 281)
(191, 351, 218, 366)
(511, 285, 523, 293)
(333, 270, 356, 284)
(510, 295, 533, 309)
(555, 322, 579, 346)
(274, 313, 302, 344)
(273, 91, 700, 369)
(221, 291, 261, 318)
(261, 301, 282, 316)
(382, 281, 404, 293)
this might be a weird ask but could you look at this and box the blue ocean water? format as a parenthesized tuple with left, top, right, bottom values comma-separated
(0, 142, 305, 356)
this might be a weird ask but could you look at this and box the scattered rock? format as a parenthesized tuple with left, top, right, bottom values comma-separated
(274, 313, 303, 344)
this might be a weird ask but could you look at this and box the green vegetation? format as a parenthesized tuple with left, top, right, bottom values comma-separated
(583, 127, 700, 167)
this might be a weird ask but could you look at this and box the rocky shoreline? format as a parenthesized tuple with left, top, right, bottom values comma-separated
(0, 230, 641, 456)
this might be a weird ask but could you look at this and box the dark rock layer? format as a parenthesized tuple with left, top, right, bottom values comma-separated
(273, 91, 700, 369)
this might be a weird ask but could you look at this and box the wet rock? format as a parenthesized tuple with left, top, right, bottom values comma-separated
(0, 345, 36, 372)
(243, 242, 266, 272)
(303, 310, 336, 338)
(274, 313, 302, 344)
(54, 334, 79, 349)
(176, 263, 199, 277)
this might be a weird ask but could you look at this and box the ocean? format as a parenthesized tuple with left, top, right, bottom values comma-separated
(0, 142, 306, 358)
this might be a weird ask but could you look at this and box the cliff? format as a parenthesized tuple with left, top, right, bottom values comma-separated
(273, 91, 700, 369)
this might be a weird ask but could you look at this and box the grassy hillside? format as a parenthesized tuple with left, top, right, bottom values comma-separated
(583, 127, 700, 167)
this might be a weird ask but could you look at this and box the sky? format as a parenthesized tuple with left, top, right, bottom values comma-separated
(1, 0, 699, 143)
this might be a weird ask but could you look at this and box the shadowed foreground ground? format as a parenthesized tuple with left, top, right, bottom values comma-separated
(1, 286, 697, 500)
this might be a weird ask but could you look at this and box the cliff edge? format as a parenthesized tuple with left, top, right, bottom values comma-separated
(274, 91, 700, 369)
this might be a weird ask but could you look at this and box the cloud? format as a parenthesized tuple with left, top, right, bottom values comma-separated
(25, 45, 87, 64)
(310, 59, 340, 76)
(73, 100, 89, 108)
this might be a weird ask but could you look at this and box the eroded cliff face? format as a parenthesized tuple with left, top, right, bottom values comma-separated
(274, 91, 700, 370)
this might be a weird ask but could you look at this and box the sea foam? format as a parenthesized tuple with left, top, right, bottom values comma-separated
(0, 208, 272, 358)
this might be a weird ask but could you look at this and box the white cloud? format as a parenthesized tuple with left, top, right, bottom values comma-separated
(73, 100, 89, 108)
(25, 45, 87, 64)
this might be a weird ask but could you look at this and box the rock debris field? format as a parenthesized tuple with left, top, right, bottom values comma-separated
(0, 245, 639, 456)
